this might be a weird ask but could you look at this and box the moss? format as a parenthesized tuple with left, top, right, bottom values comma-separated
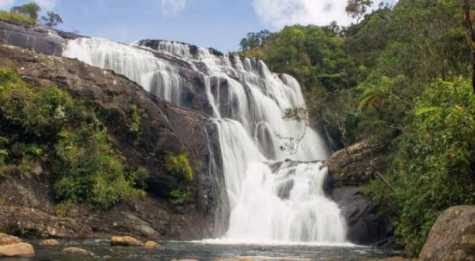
(0, 11, 36, 26)
(164, 153, 194, 182)
(169, 189, 193, 205)
(54, 199, 72, 217)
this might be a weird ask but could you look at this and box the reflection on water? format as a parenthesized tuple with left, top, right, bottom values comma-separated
(10, 239, 401, 261)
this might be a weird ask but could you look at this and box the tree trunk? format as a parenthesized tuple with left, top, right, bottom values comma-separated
(463, 0, 475, 93)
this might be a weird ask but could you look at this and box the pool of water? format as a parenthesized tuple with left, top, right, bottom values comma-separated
(8, 240, 401, 261)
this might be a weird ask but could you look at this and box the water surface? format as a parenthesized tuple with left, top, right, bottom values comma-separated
(9, 240, 400, 261)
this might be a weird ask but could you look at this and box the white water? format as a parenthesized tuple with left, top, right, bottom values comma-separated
(63, 38, 347, 244)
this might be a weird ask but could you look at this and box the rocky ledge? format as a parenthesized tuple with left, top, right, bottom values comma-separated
(326, 140, 391, 246)
(0, 43, 222, 240)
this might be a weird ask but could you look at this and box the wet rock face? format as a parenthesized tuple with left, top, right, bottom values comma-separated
(0, 19, 66, 55)
(325, 140, 391, 245)
(419, 206, 475, 261)
(331, 187, 387, 245)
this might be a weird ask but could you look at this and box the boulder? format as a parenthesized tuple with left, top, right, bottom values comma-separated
(419, 205, 475, 261)
(62, 247, 93, 255)
(144, 240, 164, 250)
(110, 236, 143, 247)
(331, 187, 387, 245)
(0, 242, 34, 257)
(0, 233, 21, 245)
(40, 239, 61, 246)
(0, 206, 91, 237)
(327, 140, 386, 188)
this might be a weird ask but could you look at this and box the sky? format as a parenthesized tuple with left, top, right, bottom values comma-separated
(0, 0, 392, 52)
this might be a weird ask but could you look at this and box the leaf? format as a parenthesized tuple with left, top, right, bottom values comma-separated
(415, 106, 438, 116)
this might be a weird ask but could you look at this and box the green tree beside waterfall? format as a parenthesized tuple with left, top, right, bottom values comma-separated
(238, 0, 475, 255)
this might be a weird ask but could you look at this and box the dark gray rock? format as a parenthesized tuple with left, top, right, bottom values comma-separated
(0, 19, 65, 55)
(331, 187, 387, 245)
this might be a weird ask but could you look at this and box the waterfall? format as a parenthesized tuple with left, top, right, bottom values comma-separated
(63, 38, 347, 244)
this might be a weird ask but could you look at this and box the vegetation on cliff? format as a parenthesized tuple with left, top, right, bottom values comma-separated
(0, 68, 146, 209)
(0, 2, 62, 28)
(239, 0, 475, 255)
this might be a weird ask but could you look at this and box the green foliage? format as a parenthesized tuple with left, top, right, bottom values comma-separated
(0, 68, 148, 210)
(54, 199, 72, 217)
(239, 0, 474, 256)
(393, 79, 475, 255)
(0, 11, 36, 25)
(53, 125, 145, 209)
(239, 30, 271, 50)
(169, 189, 193, 205)
(10, 2, 41, 20)
(164, 153, 194, 182)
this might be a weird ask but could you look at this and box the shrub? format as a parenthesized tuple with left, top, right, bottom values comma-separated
(53, 125, 146, 209)
(169, 189, 193, 205)
(365, 78, 475, 256)
(0, 68, 148, 210)
(164, 153, 194, 182)
(0, 11, 36, 25)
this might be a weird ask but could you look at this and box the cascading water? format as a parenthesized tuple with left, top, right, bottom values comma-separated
(63, 38, 347, 244)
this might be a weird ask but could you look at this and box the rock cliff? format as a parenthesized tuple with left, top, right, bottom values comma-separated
(0, 40, 222, 240)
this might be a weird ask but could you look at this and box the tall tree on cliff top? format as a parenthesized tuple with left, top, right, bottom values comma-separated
(10, 2, 41, 20)
(462, 0, 475, 93)
(346, 0, 374, 22)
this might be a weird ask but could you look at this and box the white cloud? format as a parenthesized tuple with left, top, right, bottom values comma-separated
(161, 0, 186, 17)
(0, 0, 14, 9)
(34, 0, 57, 10)
(252, 0, 395, 29)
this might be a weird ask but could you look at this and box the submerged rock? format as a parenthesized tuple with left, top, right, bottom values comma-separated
(62, 247, 93, 255)
(0, 242, 35, 257)
(110, 236, 143, 247)
(419, 205, 475, 261)
(40, 239, 61, 246)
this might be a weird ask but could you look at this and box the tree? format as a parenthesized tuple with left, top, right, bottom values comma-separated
(462, 0, 475, 93)
(40, 11, 63, 29)
(10, 2, 41, 20)
(346, 0, 373, 21)
(239, 30, 271, 50)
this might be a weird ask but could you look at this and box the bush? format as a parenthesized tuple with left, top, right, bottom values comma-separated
(164, 153, 194, 182)
(365, 78, 475, 255)
(0, 11, 36, 25)
(0, 68, 148, 209)
(53, 125, 145, 209)
(169, 189, 193, 205)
